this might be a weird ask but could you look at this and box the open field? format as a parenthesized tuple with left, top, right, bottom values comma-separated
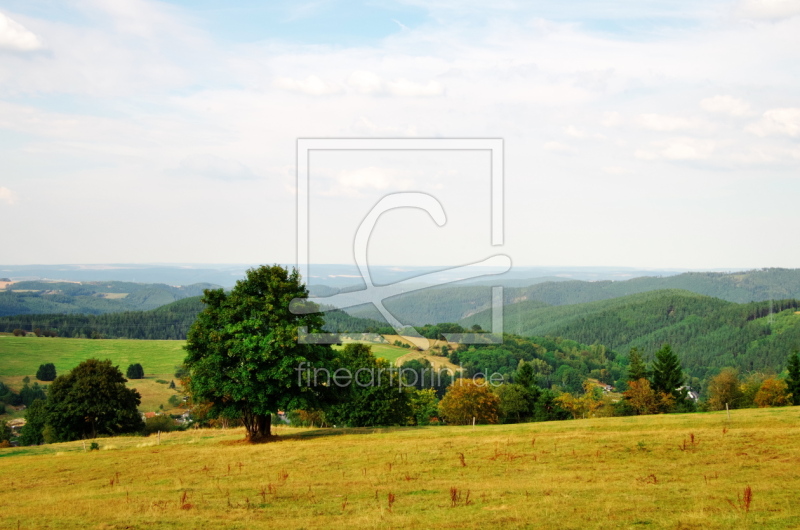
(0, 336, 411, 412)
(2, 407, 800, 528)
(0, 336, 186, 377)
(0, 336, 186, 413)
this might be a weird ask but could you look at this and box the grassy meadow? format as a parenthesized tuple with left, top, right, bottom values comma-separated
(1, 336, 417, 413)
(2, 407, 800, 528)
(0, 336, 186, 413)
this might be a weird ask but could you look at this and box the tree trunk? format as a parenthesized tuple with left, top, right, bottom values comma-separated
(244, 412, 272, 441)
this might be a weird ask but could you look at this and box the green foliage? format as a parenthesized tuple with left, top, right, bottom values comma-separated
(0, 420, 11, 444)
(0, 296, 206, 340)
(143, 414, 176, 435)
(651, 344, 683, 398)
(19, 379, 47, 407)
(184, 265, 334, 440)
(36, 363, 57, 381)
(464, 289, 800, 381)
(126, 363, 144, 379)
(409, 388, 439, 425)
(787, 351, 800, 406)
(398, 358, 453, 397)
(0, 281, 218, 318)
(19, 399, 46, 446)
(45, 359, 144, 442)
(626, 348, 649, 383)
(495, 383, 536, 423)
(0, 381, 22, 406)
(324, 343, 411, 427)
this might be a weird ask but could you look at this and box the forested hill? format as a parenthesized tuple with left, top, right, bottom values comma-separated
(0, 297, 391, 340)
(0, 281, 218, 317)
(461, 289, 800, 380)
(347, 268, 800, 326)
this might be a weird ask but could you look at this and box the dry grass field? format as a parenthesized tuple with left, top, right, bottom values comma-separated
(2, 406, 799, 529)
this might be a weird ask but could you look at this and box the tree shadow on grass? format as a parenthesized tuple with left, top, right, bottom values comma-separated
(223, 426, 425, 445)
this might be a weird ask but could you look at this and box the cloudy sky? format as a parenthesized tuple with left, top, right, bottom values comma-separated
(1, 0, 798, 270)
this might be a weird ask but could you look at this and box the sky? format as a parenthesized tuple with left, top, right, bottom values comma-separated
(0, 0, 799, 270)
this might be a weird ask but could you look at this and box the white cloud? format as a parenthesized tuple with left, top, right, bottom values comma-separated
(636, 114, 706, 132)
(179, 154, 257, 181)
(347, 71, 384, 95)
(274, 75, 342, 96)
(347, 71, 444, 97)
(746, 108, 800, 137)
(564, 125, 587, 138)
(386, 78, 444, 97)
(0, 186, 18, 205)
(735, 0, 800, 20)
(602, 166, 630, 175)
(543, 141, 573, 153)
(0, 12, 44, 51)
(700, 95, 752, 117)
(326, 167, 415, 197)
(601, 112, 622, 127)
(636, 139, 716, 161)
(350, 117, 419, 136)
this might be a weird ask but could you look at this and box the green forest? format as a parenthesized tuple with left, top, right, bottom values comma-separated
(0, 281, 218, 317)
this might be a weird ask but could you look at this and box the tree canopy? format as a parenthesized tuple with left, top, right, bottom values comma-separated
(183, 265, 334, 441)
(44, 359, 144, 442)
(36, 363, 57, 381)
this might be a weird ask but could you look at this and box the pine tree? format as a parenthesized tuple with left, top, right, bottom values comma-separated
(787, 351, 800, 406)
(651, 343, 683, 397)
(626, 347, 649, 382)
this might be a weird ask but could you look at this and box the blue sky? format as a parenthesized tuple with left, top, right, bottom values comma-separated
(0, 0, 799, 269)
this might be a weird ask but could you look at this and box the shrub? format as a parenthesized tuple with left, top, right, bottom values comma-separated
(143, 414, 176, 435)
(12, 329, 26, 337)
(126, 363, 145, 380)
(36, 363, 57, 382)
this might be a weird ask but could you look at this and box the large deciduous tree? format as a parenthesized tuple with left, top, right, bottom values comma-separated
(438, 378, 500, 425)
(46, 359, 144, 441)
(707, 368, 743, 411)
(183, 265, 333, 441)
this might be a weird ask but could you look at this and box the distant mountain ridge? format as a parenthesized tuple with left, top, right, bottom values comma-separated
(0, 281, 219, 317)
(344, 268, 800, 326)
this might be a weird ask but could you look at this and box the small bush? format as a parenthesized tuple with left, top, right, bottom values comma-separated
(126, 363, 145, 380)
(143, 414, 177, 435)
(36, 363, 57, 381)
(89, 442, 100, 451)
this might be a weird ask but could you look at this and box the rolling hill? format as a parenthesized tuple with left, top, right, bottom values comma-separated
(0, 280, 218, 317)
(345, 268, 800, 326)
(461, 289, 800, 379)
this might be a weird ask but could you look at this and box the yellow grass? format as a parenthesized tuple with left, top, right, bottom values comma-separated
(395, 351, 462, 374)
(3, 407, 800, 528)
